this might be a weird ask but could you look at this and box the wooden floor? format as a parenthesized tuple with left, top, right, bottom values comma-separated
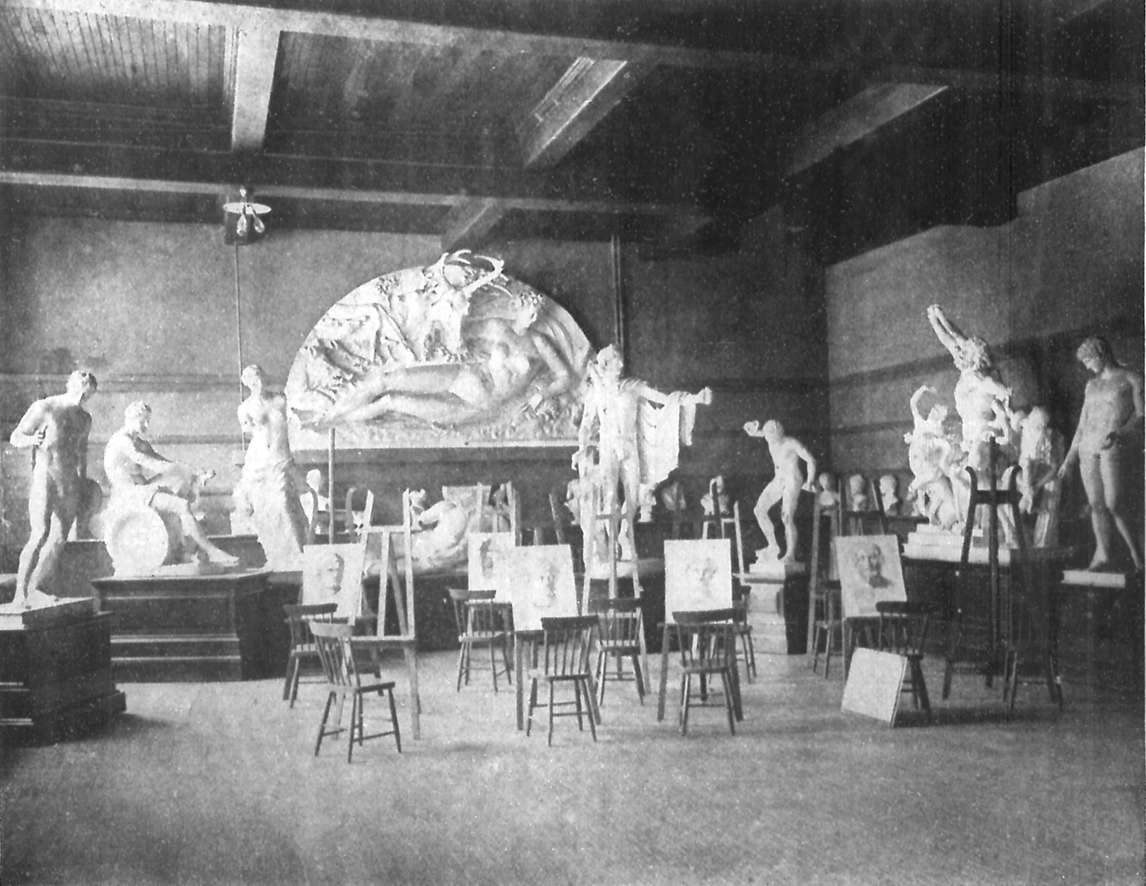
(0, 648, 1142, 885)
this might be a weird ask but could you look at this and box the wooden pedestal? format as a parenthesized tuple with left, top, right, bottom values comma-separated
(91, 569, 291, 681)
(0, 607, 126, 743)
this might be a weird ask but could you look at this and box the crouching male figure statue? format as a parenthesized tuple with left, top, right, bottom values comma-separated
(104, 401, 239, 570)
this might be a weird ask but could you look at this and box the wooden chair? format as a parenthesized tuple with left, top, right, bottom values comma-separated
(594, 598, 647, 705)
(731, 591, 758, 682)
(526, 615, 601, 746)
(448, 587, 512, 693)
(310, 621, 401, 762)
(281, 602, 338, 707)
(877, 600, 933, 721)
(672, 609, 743, 735)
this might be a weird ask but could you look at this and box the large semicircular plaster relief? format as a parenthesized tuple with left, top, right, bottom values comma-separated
(285, 251, 593, 449)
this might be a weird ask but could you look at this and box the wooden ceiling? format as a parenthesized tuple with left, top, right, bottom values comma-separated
(0, 0, 1141, 261)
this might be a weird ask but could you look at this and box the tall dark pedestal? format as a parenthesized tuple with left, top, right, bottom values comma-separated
(0, 602, 126, 744)
(91, 569, 287, 681)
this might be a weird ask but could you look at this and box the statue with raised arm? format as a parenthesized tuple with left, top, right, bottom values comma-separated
(103, 401, 240, 572)
(5, 370, 97, 608)
(744, 419, 816, 564)
(926, 304, 1017, 479)
(573, 345, 712, 578)
(1057, 336, 1143, 571)
(903, 383, 960, 530)
(234, 365, 311, 570)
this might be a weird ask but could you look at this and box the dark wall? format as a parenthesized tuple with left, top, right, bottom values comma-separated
(0, 216, 826, 567)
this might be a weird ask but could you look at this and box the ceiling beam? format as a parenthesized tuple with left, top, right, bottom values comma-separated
(7, 0, 791, 71)
(0, 170, 709, 222)
(0, 136, 714, 213)
(230, 27, 280, 152)
(786, 83, 949, 178)
(519, 58, 645, 170)
(440, 198, 505, 252)
(872, 64, 1141, 104)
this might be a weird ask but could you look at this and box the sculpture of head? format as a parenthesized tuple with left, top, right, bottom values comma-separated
(65, 369, 98, 402)
(954, 336, 991, 372)
(847, 474, 867, 498)
(596, 345, 623, 380)
(879, 474, 898, 499)
(241, 364, 265, 391)
(124, 400, 152, 434)
(762, 420, 783, 443)
(818, 472, 836, 493)
(1076, 336, 1114, 373)
(1023, 406, 1051, 438)
(305, 469, 324, 493)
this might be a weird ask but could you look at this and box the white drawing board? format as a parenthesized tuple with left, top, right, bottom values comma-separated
(494, 544, 577, 630)
(841, 648, 907, 725)
(301, 543, 367, 619)
(664, 538, 733, 617)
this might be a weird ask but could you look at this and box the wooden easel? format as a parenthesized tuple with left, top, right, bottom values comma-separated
(941, 442, 1062, 712)
(807, 493, 843, 674)
(352, 490, 422, 738)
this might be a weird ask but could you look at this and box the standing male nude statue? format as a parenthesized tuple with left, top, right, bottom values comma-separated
(1058, 336, 1144, 571)
(744, 419, 817, 564)
(7, 370, 97, 607)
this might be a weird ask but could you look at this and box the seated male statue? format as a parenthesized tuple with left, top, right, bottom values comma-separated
(103, 401, 239, 569)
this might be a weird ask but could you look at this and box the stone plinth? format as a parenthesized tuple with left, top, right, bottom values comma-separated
(90, 568, 290, 681)
(0, 604, 125, 743)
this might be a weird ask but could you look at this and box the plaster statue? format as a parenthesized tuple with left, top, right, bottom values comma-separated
(700, 475, 730, 517)
(926, 304, 1017, 480)
(6, 370, 97, 608)
(903, 384, 960, 531)
(103, 401, 239, 572)
(487, 483, 514, 533)
(398, 489, 472, 573)
(659, 476, 689, 516)
(1057, 336, 1144, 571)
(879, 474, 901, 516)
(846, 474, 870, 512)
(234, 365, 311, 571)
(815, 472, 840, 511)
(1015, 406, 1064, 548)
(743, 419, 816, 564)
(574, 345, 712, 576)
(285, 255, 593, 447)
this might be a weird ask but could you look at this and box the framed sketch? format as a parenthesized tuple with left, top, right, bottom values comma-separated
(834, 534, 907, 619)
(495, 544, 577, 631)
(301, 543, 367, 619)
(467, 532, 516, 591)
(664, 538, 733, 616)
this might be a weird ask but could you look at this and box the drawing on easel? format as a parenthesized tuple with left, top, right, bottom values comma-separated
(301, 543, 366, 619)
(467, 532, 516, 591)
(664, 538, 733, 614)
(496, 544, 577, 630)
(835, 534, 907, 619)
